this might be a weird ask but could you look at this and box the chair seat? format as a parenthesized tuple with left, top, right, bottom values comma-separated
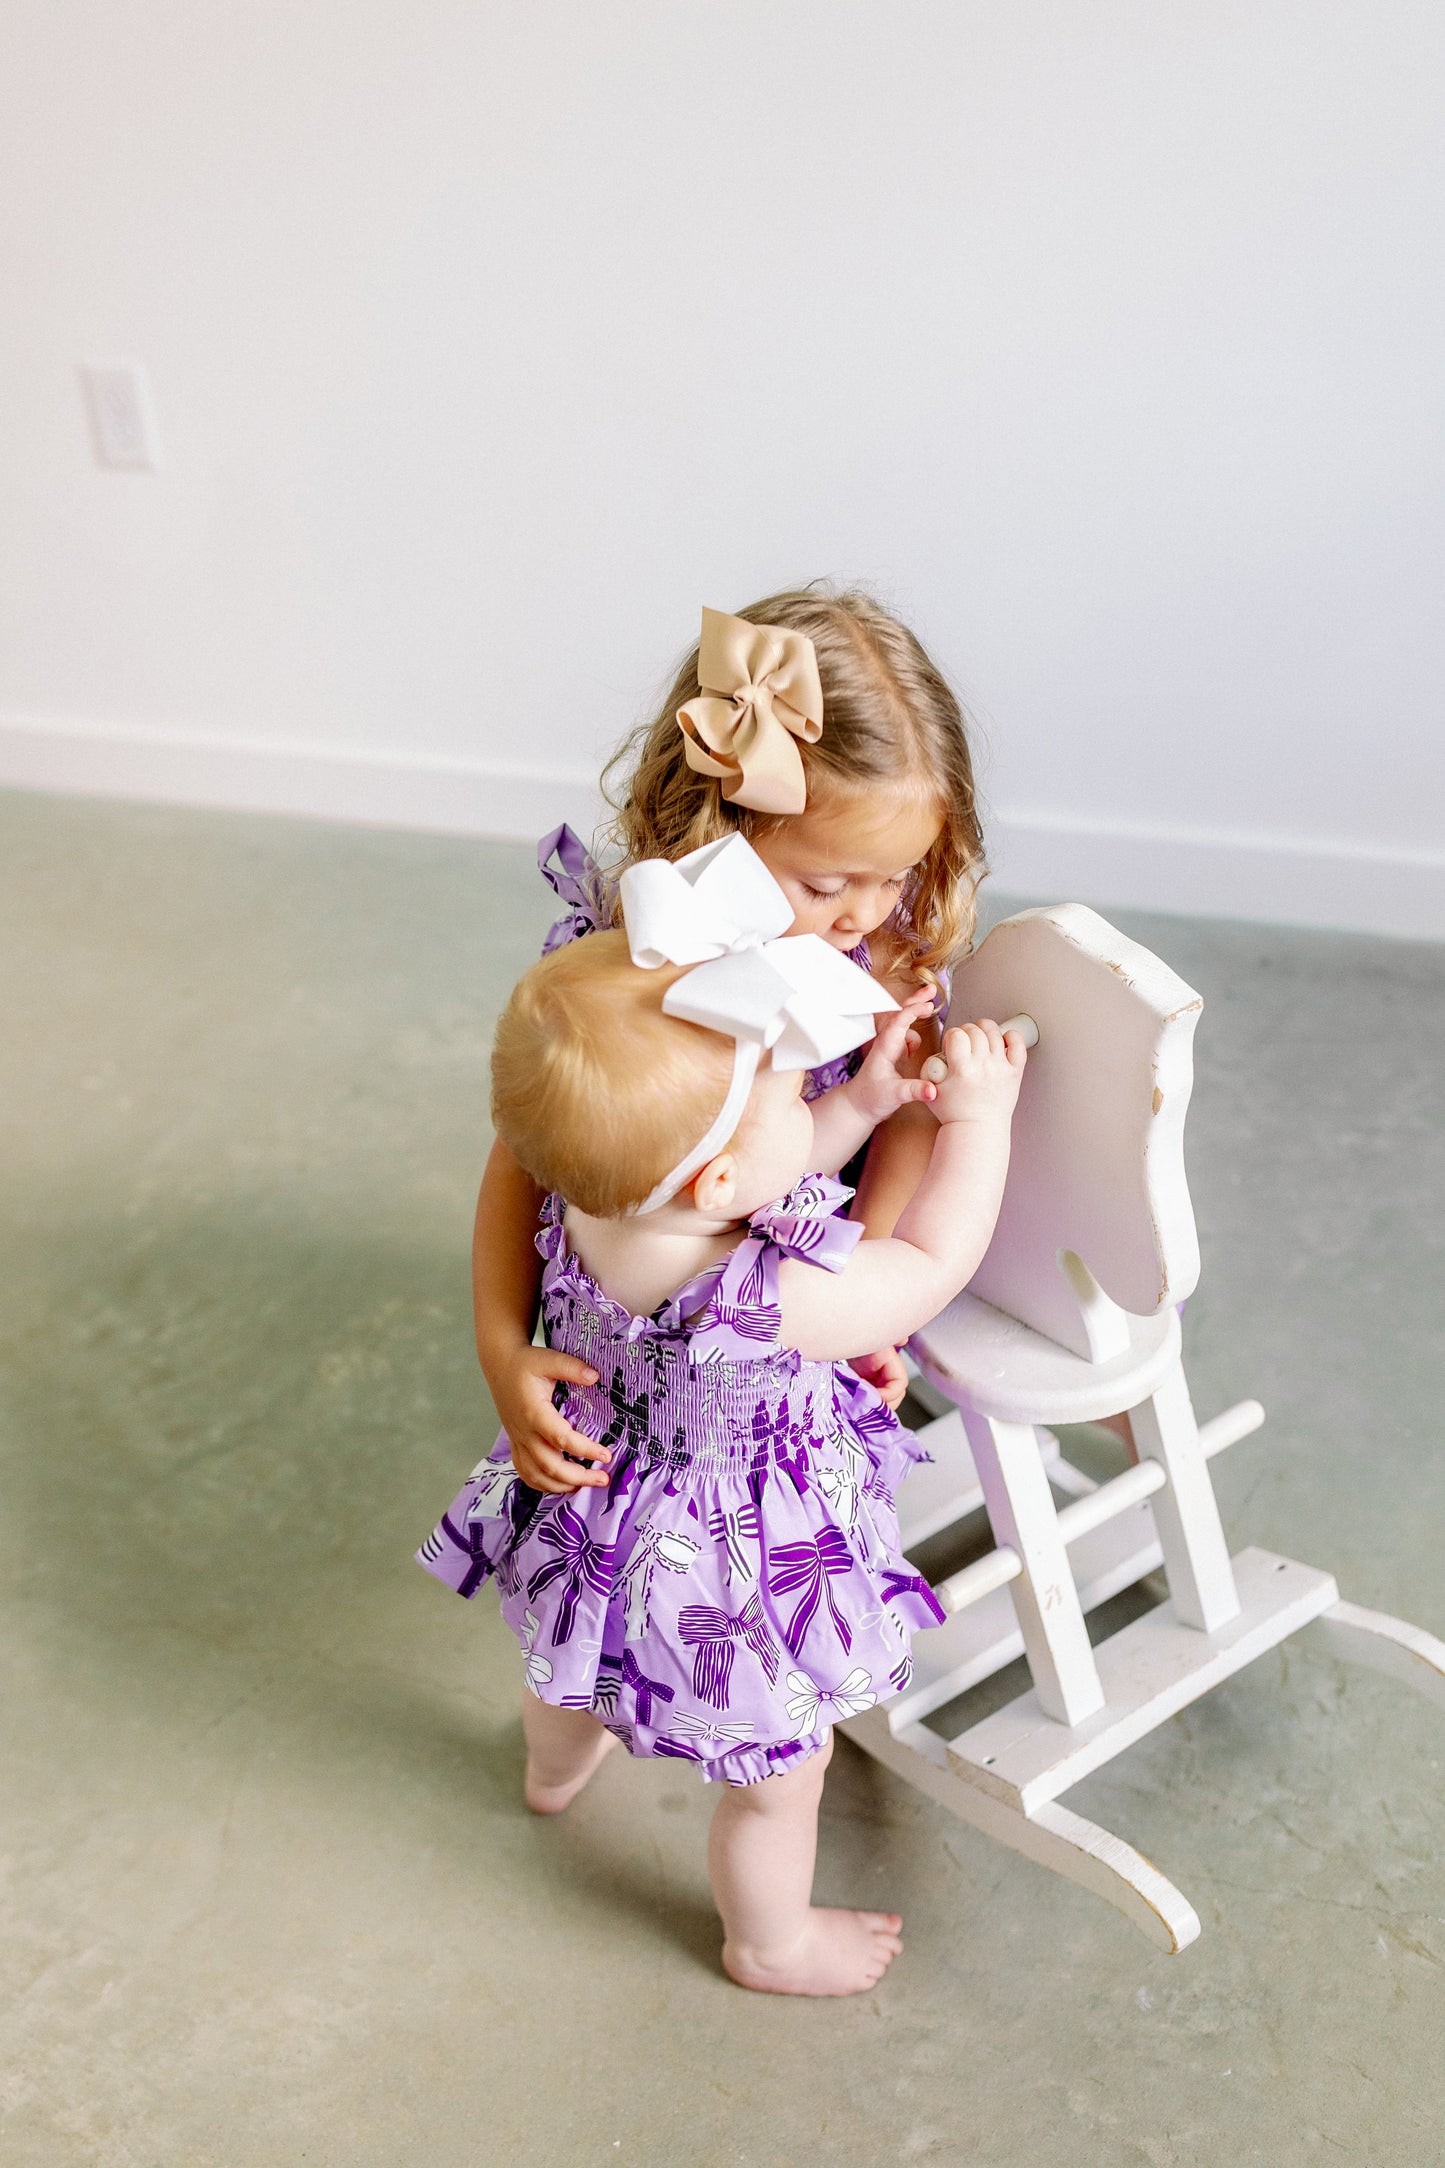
(910, 1291, 1181, 1428)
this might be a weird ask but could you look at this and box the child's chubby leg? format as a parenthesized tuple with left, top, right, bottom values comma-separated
(708, 1735, 903, 1996)
(521, 1691, 620, 1815)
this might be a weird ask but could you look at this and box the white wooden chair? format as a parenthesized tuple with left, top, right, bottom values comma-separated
(842, 903, 1445, 1953)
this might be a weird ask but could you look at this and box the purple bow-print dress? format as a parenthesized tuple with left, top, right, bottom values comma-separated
(418, 1173, 946, 1786)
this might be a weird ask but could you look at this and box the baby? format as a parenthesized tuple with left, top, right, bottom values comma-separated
(420, 836, 1026, 1995)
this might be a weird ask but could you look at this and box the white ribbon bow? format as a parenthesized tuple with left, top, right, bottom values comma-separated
(620, 835, 896, 1075)
(784, 1666, 878, 1736)
(618, 1521, 702, 1640)
(618, 835, 897, 1213)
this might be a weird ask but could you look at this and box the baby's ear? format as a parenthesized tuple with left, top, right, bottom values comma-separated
(691, 1152, 738, 1215)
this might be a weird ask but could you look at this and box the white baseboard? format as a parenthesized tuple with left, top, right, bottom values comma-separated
(0, 714, 606, 850)
(1, 715, 1440, 941)
(989, 811, 1443, 943)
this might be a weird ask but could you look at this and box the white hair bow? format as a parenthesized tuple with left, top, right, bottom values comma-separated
(618, 835, 897, 1212)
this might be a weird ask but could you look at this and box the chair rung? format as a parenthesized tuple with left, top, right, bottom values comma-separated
(936, 1545, 1023, 1612)
(1198, 1399, 1265, 1457)
(1053, 1458, 1166, 1547)
(933, 1399, 1265, 1616)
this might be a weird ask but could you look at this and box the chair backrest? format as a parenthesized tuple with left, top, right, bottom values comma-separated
(945, 904, 1203, 1361)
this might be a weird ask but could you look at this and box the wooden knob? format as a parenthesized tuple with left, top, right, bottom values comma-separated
(921, 1013, 1039, 1083)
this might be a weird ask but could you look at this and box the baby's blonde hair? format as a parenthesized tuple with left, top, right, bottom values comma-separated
(491, 930, 738, 1218)
(604, 586, 986, 981)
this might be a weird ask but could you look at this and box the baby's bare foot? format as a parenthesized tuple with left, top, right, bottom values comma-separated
(525, 1727, 620, 1815)
(722, 1908, 903, 1996)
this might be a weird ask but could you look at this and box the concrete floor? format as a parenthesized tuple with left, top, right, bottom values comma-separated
(2, 790, 1443, 2168)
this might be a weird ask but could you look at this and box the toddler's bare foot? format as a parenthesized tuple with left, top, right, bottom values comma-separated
(722, 1908, 903, 1996)
(524, 1726, 619, 1815)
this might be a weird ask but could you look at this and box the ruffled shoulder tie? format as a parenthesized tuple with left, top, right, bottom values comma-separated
(534, 1190, 569, 1264)
(749, 1173, 864, 1270)
(538, 825, 613, 953)
(686, 1174, 862, 1364)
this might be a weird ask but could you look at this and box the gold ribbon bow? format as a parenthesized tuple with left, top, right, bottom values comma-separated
(676, 608, 824, 815)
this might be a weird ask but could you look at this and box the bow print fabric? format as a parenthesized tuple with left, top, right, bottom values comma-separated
(520, 1609, 554, 1692)
(769, 1529, 857, 1657)
(526, 1504, 617, 1646)
(784, 1666, 878, 1735)
(595, 1647, 675, 1729)
(677, 607, 824, 815)
(618, 1520, 702, 1640)
(417, 1172, 946, 1788)
(677, 1592, 781, 1708)
(667, 1710, 758, 1754)
(709, 1500, 762, 1589)
(687, 1173, 863, 1365)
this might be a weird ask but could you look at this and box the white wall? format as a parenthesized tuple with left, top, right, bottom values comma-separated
(3, 1, 1442, 936)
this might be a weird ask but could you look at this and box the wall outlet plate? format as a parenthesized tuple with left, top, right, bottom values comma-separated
(81, 360, 162, 471)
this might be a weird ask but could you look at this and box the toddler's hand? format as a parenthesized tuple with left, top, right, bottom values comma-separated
(927, 1020, 1027, 1127)
(848, 1346, 909, 1409)
(846, 990, 940, 1127)
(494, 1344, 609, 1495)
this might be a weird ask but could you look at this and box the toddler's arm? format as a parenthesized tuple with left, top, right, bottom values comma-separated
(777, 1022, 1026, 1361)
(847, 1103, 940, 1240)
(828, 996, 941, 1404)
(472, 1139, 606, 1494)
(807, 991, 938, 1177)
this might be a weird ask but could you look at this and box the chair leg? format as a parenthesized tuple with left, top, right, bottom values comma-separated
(960, 1410, 1105, 1728)
(1129, 1359, 1240, 1632)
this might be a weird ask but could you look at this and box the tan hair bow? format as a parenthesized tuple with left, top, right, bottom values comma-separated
(676, 607, 824, 816)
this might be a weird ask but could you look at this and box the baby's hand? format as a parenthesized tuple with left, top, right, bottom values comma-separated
(494, 1344, 609, 1495)
(848, 1346, 910, 1409)
(925, 1020, 1027, 1127)
(845, 990, 939, 1127)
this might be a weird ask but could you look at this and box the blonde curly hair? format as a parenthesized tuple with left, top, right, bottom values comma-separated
(602, 586, 986, 982)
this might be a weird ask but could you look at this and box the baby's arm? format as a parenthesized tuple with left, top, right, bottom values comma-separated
(472, 1139, 606, 1494)
(778, 1022, 1026, 1360)
(807, 991, 938, 1177)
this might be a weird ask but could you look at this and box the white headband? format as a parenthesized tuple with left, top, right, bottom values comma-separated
(619, 835, 897, 1213)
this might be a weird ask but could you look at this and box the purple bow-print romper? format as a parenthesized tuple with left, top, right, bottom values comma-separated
(418, 1172, 945, 1785)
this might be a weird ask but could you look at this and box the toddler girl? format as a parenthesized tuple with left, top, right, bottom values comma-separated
(420, 836, 1026, 1995)
(476, 591, 986, 1493)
